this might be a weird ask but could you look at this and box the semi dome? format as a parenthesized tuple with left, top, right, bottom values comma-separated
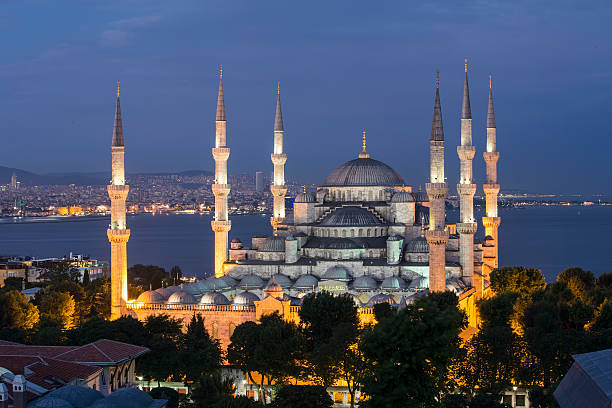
(322, 265, 352, 282)
(405, 236, 429, 253)
(293, 274, 319, 289)
(320, 207, 382, 226)
(167, 289, 196, 304)
(391, 191, 415, 202)
(200, 292, 230, 305)
(239, 274, 265, 289)
(259, 236, 286, 252)
(268, 274, 292, 289)
(352, 275, 378, 291)
(233, 291, 260, 305)
(381, 276, 407, 290)
(295, 192, 316, 203)
(324, 157, 405, 187)
(136, 290, 165, 303)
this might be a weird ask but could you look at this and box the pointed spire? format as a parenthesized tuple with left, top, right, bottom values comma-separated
(216, 65, 226, 121)
(487, 74, 496, 128)
(274, 82, 284, 131)
(112, 81, 124, 147)
(430, 71, 444, 141)
(358, 130, 370, 159)
(461, 58, 471, 119)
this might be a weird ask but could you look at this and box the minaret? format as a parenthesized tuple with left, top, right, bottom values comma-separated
(456, 59, 477, 286)
(270, 83, 288, 231)
(107, 81, 130, 320)
(426, 72, 450, 292)
(211, 66, 232, 277)
(482, 75, 501, 270)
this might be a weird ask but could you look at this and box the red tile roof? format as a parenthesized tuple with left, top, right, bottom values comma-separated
(55, 339, 149, 365)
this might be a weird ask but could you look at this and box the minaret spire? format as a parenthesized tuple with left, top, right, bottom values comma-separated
(270, 83, 288, 230)
(461, 58, 471, 120)
(107, 81, 130, 320)
(483, 74, 501, 271)
(426, 71, 449, 292)
(457, 59, 477, 286)
(211, 67, 232, 277)
(112, 81, 124, 147)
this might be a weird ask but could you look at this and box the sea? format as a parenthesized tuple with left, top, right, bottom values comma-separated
(0, 206, 610, 282)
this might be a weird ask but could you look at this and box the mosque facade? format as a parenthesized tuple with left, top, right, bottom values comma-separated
(112, 64, 502, 349)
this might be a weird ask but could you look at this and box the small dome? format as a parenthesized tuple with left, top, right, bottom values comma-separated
(295, 192, 316, 203)
(100, 387, 154, 408)
(136, 290, 165, 303)
(260, 236, 286, 252)
(204, 277, 232, 291)
(268, 274, 292, 289)
(168, 289, 196, 304)
(46, 386, 103, 408)
(154, 286, 178, 300)
(239, 274, 265, 290)
(219, 275, 237, 287)
(405, 236, 429, 253)
(322, 265, 352, 282)
(320, 206, 383, 227)
(324, 157, 405, 187)
(200, 292, 230, 305)
(182, 283, 202, 296)
(29, 396, 75, 408)
(391, 191, 414, 203)
(264, 278, 284, 298)
(352, 275, 378, 291)
(381, 276, 407, 290)
(387, 235, 402, 241)
(367, 293, 396, 306)
(231, 237, 242, 243)
(234, 291, 260, 305)
(293, 274, 319, 289)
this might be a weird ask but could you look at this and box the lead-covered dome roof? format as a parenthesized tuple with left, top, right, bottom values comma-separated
(239, 274, 265, 290)
(233, 291, 260, 305)
(322, 265, 352, 282)
(295, 192, 316, 203)
(167, 289, 196, 304)
(405, 236, 429, 253)
(324, 157, 404, 187)
(136, 290, 165, 303)
(320, 207, 383, 226)
(260, 236, 286, 252)
(200, 292, 230, 305)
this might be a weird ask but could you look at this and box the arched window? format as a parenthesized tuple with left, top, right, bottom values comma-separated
(342, 230, 347, 238)
(212, 322, 219, 339)
(369, 250, 373, 258)
(351, 230, 355, 237)
(358, 228, 363, 237)
(334, 229, 338, 237)
(367, 229, 371, 237)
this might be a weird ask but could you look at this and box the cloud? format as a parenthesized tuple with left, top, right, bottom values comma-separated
(99, 15, 161, 48)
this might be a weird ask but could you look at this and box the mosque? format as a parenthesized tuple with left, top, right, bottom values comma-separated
(109, 62, 502, 348)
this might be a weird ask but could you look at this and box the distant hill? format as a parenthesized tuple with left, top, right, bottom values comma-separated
(0, 166, 212, 186)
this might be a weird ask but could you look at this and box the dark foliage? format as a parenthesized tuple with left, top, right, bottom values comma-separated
(271, 385, 333, 408)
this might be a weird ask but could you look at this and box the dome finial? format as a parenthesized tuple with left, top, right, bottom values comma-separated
(303, 185, 306, 193)
(358, 129, 370, 159)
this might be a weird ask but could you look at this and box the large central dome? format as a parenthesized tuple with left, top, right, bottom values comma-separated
(324, 157, 405, 187)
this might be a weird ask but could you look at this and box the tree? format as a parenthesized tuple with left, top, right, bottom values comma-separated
(170, 266, 183, 285)
(189, 372, 236, 408)
(228, 313, 304, 402)
(557, 267, 596, 304)
(361, 291, 466, 408)
(298, 292, 359, 388)
(271, 385, 333, 408)
(83, 277, 111, 319)
(148, 387, 179, 408)
(336, 325, 372, 408)
(0, 290, 39, 330)
(40, 291, 76, 331)
(128, 264, 169, 291)
(139, 314, 183, 385)
(82, 269, 90, 286)
(1, 277, 25, 292)
(490, 267, 545, 295)
(180, 314, 222, 385)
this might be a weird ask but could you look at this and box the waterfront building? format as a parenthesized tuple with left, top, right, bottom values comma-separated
(122, 63, 502, 351)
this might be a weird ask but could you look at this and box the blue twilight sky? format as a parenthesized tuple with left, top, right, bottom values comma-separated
(0, 0, 611, 194)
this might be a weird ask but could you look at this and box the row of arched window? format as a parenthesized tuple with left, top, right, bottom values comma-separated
(314, 227, 387, 238)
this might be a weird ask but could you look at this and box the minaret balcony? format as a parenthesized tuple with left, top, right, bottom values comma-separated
(457, 145, 476, 161)
(483, 151, 500, 162)
(456, 222, 477, 235)
(456, 184, 476, 196)
(107, 228, 131, 243)
(211, 220, 232, 232)
(271, 153, 287, 166)
(212, 147, 230, 161)
(482, 217, 501, 229)
(483, 184, 500, 195)
(212, 184, 231, 197)
(425, 183, 449, 200)
(107, 185, 129, 200)
(425, 229, 450, 245)
(270, 185, 288, 197)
